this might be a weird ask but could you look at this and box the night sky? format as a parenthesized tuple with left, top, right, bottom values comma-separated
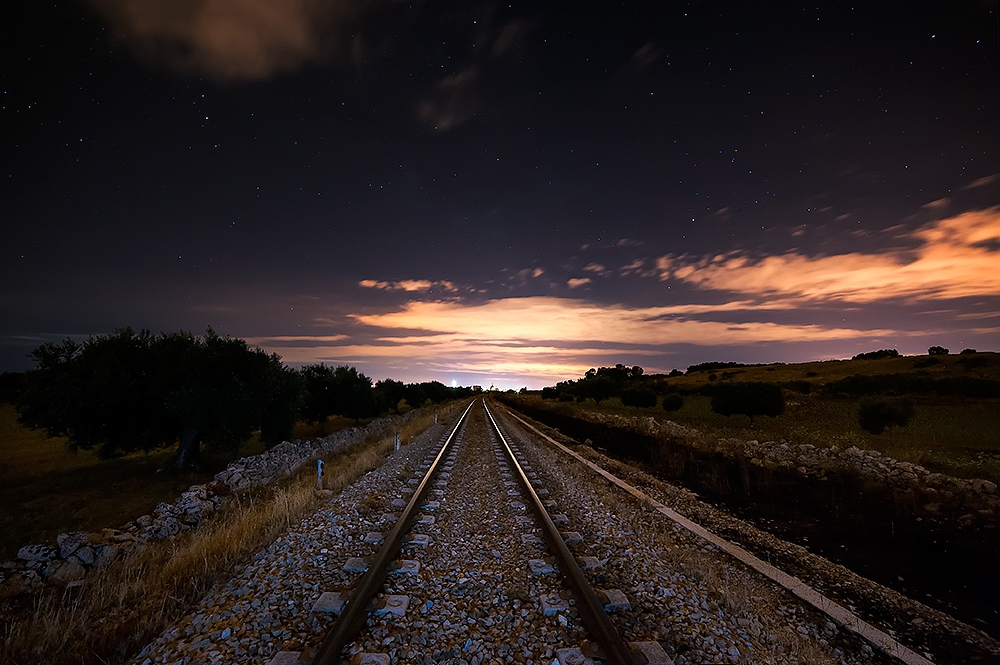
(3, 1, 998, 388)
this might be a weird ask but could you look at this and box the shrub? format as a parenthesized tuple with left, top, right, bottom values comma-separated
(783, 380, 812, 395)
(858, 397, 914, 435)
(928, 345, 949, 356)
(661, 393, 684, 412)
(621, 387, 657, 408)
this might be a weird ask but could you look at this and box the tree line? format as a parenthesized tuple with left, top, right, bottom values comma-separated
(10, 328, 472, 470)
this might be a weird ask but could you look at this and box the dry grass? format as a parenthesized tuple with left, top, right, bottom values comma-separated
(0, 407, 448, 665)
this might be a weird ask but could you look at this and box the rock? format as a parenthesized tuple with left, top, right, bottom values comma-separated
(151, 517, 181, 540)
(17, 544, 57, 564)
(94, 543, 120, 568)
(972, 479, 997, 494)
(74, 545, 97, 566)
(57, 531, 90, 559)
(46, 557, 87, 585)
(154, 502, 181, 518)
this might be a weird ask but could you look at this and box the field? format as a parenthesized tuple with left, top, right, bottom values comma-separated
(548, 352, 1000, 485)
(0, 403, 361, 561)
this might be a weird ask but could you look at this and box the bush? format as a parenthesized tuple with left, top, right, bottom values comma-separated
(928, 346, 949, 356)
(956, 355, 990, 370)
(960, 348, 977, 355)
(541, 387, 560, 400)
(858, 397, 914, 435)
(621, 387, 657, 408)
(783, 380, 812, 395)
(661, 393, 684, 412)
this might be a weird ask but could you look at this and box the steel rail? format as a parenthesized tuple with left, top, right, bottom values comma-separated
(482, 399, 637, 665)
(312, 399, 476, 665)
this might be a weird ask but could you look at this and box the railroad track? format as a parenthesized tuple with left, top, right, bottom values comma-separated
(299, 398, 658, 665)
(133, 398, 912, 665)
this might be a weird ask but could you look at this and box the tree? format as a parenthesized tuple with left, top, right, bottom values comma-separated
(928, 346, 949, 356)
(16, 328, 297, 469)
(17, 329, 160, 458)
(858, 397, 914, 436)
(402, 383, 428, 410)
(852, 349, 900, 360)
(375, 379, 406, 413)
(154, 330, 294, 468)
(576, 376, 617, 404)
(710, 382, 785, 426)
(259, 365, 304, 446)
(300, 364, 378, 426)
(541, 386, 560, 400)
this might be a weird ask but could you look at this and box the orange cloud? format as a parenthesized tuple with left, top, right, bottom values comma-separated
(86, 0, 355, 81)
(244, 296, 900, 383)
(657, 208, 1000, 302)
(350, 297, 891, 346)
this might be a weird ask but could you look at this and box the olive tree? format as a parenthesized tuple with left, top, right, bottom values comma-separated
(710, 382, 785, 426)
(17, 328, 297, 470)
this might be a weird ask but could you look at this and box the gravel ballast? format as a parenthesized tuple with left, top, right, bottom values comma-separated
(131, 400, 941, 664)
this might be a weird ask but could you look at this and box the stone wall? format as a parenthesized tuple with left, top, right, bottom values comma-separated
(0, 407, 435, 598)
(584, 412, 999, 529)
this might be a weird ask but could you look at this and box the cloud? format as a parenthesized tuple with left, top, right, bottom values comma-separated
(87, 0, 358, 81)
(239, 296, 894, 385)
(360, 279, 459, 293)
(617, 42, 663, 77)
(350, 296, 892, 346)
(417, 67, 480, 131)
(567, 278, 591, 288)
(492, 19, 532, 57)
(964, 173, 1000, 190)
(656, 207, 1000, 303)
(582, 263, 606, 273)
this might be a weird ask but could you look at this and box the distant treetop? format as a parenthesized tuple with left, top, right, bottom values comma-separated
(851, 349, 901, 360)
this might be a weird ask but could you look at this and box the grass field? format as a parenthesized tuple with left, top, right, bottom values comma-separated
(0, 403, 362, 561)
(533, 352, 1000, 485)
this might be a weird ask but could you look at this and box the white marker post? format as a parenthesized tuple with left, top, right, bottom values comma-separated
(317, 459, 324, 490)
(394, 433, 400, 451)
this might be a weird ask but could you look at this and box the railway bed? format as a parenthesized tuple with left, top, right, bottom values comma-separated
(132, 400, 906, 665)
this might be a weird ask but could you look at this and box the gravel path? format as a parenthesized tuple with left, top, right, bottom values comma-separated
(132, 400, 895, 665)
